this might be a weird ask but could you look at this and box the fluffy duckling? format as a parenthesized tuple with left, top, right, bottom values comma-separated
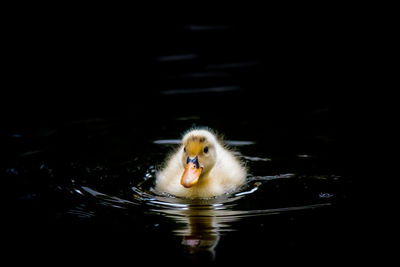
(155, 128, 246, 198)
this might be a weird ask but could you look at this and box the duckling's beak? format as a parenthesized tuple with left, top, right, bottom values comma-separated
(181, 157, 203, 188)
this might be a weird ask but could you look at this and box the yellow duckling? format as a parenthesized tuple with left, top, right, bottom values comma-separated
(155, 128, 246, 198)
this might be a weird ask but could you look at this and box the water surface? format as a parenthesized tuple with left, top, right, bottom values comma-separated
(6, 114, 354, 262)
(4, 20, 357, 263)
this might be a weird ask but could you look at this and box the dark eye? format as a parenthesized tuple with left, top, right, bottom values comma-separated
(204, 146, 209, 153)
(184, 147, 186, 152)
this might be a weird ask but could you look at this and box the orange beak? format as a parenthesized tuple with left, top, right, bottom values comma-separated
(181, 160, 203, 188)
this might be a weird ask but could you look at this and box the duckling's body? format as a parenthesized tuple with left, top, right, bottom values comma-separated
(156, 129, 246, 198)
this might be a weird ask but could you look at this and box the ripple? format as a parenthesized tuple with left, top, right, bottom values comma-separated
(56, 159, 338, 260)
(78, 172, 331, 220)
(67, 204, 96, 218)
(161, 86, 240, 95)
(81, 186, 138, 207)
(240, 155, 271, 162)
(76, 180, 332, 247)
(251, 173, 297, 181)
(156, 53, 199, 62)
(184, 24, 232, 31)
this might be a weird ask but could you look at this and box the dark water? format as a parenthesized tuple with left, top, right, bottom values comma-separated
(4, 19, 360, 264)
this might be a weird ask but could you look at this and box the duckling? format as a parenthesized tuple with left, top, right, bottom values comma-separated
(155, 128, 246, 198)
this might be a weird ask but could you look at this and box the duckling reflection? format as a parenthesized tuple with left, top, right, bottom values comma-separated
(152, 201, 241, 260)
(180, 209, 220, 260)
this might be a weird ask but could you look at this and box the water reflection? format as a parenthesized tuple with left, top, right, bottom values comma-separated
(149, 197, 330, 260)
(134, 177, 331, 260)
(154, 204, 226, 260)
(150, 197, 238, 260)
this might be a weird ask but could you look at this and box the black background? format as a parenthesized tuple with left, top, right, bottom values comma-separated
(3, 7, 368, 265)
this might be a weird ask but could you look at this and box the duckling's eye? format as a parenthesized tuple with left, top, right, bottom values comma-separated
(204, 146, 209, 153)
(184, 147, 186, 153)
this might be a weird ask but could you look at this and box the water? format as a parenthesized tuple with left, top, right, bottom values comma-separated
(4, 20, 358, 264)
(5, 114, 354, 263)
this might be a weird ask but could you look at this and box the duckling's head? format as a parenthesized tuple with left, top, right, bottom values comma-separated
(180, 129, 218, 188)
